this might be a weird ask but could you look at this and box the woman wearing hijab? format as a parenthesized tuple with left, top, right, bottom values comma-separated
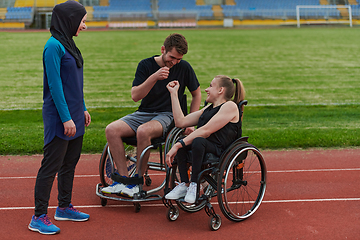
(28, 1, 91, 235)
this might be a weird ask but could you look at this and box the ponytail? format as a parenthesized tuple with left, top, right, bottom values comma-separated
(216, 75, 246, 104)
(231, 78, 245, 104)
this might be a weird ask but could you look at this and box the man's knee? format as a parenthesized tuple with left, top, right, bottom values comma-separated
(105, 122, 117, 139)
(136, 121, 163, 140)
(105, 120, 130, 140)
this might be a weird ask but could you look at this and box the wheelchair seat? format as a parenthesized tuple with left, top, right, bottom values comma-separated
(122, 136, 165, 147)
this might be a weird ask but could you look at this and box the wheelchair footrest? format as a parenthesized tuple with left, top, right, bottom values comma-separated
(111, 173, 144, 185)
(97, 183, 163, 202)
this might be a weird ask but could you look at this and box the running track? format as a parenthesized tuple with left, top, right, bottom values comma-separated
(0, 149, 359, 239)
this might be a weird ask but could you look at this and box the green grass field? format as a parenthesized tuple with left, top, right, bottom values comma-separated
(1, 28, 360, 155)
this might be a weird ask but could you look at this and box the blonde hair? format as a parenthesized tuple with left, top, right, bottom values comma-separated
(215, 75, 245, 104)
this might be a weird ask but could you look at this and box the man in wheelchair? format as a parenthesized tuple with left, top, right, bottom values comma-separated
(165, 75, 245, 203)
(101, 33, 201, 197)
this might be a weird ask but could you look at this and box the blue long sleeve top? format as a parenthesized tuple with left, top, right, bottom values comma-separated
(42, 36, 86, 145)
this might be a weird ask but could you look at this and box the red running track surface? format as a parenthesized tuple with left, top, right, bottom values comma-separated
(0, 148, 359, 239)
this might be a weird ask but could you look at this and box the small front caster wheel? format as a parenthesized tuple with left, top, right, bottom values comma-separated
(166, 206, 179, 221)
(145, 176, 152, 186)
(209, 214, 221, 231)
(134, 203, 141, 213)
(101, 198, 107, 207)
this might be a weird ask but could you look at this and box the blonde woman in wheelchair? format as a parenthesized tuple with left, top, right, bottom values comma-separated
(165, 75, 245, 203)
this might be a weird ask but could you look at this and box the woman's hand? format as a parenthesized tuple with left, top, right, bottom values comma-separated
(166, 80, 180, 95)
(63, 119, 76, 137)
(184, 126, 195, 135)
(84, 110, 91, 127)
(166, 142, 181, 168)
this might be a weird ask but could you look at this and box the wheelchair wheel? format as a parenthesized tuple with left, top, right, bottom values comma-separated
(99, 143, 137, 187)
(209, 214, 221, 231)
(217, 143, 267, 222)
(101, 198, 107, 207)
(145, 175, 152, 186)
(169, 164, 215, 213)
(134, 203, 141, 213)
(164, 127, 185, 157)
(99, 143, 113, 187)
(167, 206, 180, 221)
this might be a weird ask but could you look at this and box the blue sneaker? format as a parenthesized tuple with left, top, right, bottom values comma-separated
(28, 214, 60, 235)
(54, 204, 89, 222)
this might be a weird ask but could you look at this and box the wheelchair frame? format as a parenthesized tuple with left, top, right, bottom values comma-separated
(95, 125, 184, 212)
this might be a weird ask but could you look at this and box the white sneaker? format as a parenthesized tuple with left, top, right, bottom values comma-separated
(184, 182, 197, 204)
(121, 184, 140, 198)
(165, 182, 188, 200)
(101, 182, 126, 194)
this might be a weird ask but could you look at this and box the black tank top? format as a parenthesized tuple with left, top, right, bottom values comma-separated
(198, 103, 242, 154)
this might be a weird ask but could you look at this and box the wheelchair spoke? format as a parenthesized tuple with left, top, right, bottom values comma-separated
(218, 144, 267, 222)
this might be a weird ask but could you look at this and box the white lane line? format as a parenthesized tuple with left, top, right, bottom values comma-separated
(1, 197, 360, 211)
(268, 168, 360, 173)
(1, 168, 359, 180)
(0, 175, 100, 180)
(262, 198, 360, 203)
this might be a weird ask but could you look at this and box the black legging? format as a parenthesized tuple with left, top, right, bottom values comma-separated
(176, 137, 219, 183)
(34, 135, 83, 216)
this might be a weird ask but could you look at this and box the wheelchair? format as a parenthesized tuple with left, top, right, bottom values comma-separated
(162, 100, 267, 231)
(95, 126, 184, 212)
(95, 97, 188, 212)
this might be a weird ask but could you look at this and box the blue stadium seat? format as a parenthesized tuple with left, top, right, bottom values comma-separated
(6, 7, 32, 21)
(109, 0, 151, 12)
(229, 0, 341, 19)
(158, 0, 197, 11)
(93, 0, 153, 19)
(158, 0, 213, 18)
(350, 4, 360, 19)
(93, 6, 109, 19)
(89, 0, 344, 21)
